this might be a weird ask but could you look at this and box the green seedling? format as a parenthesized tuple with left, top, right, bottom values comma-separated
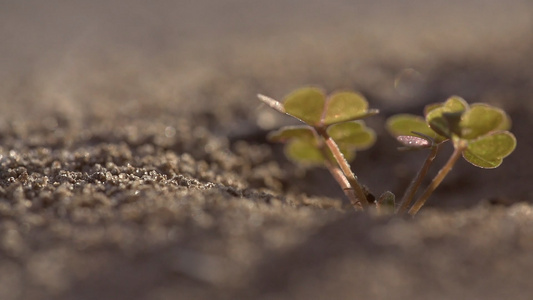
(387, 96, 516, 216)
(259, 88, 516, 216)
(258, 87, 377, 210)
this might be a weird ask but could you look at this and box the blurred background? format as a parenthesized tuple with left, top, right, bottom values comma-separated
(1, 0, 532, 207)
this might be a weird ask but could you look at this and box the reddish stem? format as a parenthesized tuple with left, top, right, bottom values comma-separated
(316, 127, 369, 209)
(396, 144, 440, 214)
(408, 144, 465, 216)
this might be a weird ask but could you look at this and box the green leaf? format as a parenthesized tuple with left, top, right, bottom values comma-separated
(268, 126, 325, 164)
(285, 139, 326, 164)
(386, 114, 446, 143)
(283, 87, 325, 125)
(444, 96, 469, 111)
(497, 112, 512, 131)
(459, 104, 510, 140)
(423, 103, 443, 116)
(267, 126, 316, 143)
(462, 131, 517, 168)
(426, 96, 469, 137)
(323, 91, 376, 125)
(327, 121, 376, 150)
(267, 124, 361, 165)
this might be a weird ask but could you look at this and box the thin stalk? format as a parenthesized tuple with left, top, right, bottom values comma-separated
(396, 144, 440, 214)
(408, 144, 465, 216)
(315, 131, 361, 210)
(324, 160, 362, 211)
(316, 128, 370, 209)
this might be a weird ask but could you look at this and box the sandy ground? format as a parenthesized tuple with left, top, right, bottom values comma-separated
(1, 1, 533, 299)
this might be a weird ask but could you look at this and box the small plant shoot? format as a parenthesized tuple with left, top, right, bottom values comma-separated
(258, 87, 377, 210)
(387, 96, 516, 215)
(259, 88, 516, 216)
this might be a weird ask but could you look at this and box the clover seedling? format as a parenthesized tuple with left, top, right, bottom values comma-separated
(258, 87, 516, 216)
(387, 96, 516, 216)
(258, 87, 377, 210)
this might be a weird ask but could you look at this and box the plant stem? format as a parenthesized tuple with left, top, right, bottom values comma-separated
(316, 131, 362, 211)
(324, 161, 362, 211)
(408, 144, 465, 216)
(316, 127, 369, 209)
(396, 144, 440, 214)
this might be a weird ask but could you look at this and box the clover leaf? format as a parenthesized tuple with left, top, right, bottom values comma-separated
(462, 131, 516, 168)
(387, 96, 517, 216)
(386, 114, 447, 147)
(259, 88, 378, 210)
(458, 104, 511, 140)
(260, 87, 378, 127)
(322, 91, 377, 125)
(386, 101, 512, 154)
(425, 96, 468, 138)
(267, 126, 326, 164)
(268, 121, 376, 165)
(283, 88, 325, 125)
(326, 121, 376, 150)
(423, 97, 516, 168)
